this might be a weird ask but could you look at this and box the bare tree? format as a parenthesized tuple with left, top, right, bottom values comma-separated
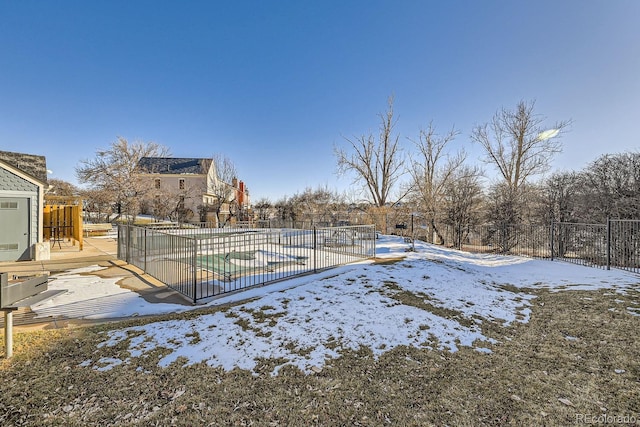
(471, 100, 569, 251)
(205, 153, 239, 226)
(441, 164, 484, 246)
(290, 186, 345, 226)
(76, 137, 171, 223)
(579, 151, 640, 266)
(471, 100, 570, 191)
(534, 171, 584, 257)
(408, 123, 464, 243)
(146, 183, 202, 223)
(581, 151, 640, 221)
(47, 178, 78, 197)
(274, 196, 297, 227)
(484, 182, 523, 251)
(148, 191, 174, 222)
(335, 96, 406, 207)
(539, 171, 582, 224)
(79, 187, 116, 223)
(252, 198, 273, 222)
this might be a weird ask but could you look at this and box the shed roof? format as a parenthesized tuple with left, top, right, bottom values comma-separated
(137, 157, 212, 175)
(0, 150, 48, 183)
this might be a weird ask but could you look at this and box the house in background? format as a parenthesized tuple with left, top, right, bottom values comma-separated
(0, 150, 49, 261)
(136, 157, 250, 224)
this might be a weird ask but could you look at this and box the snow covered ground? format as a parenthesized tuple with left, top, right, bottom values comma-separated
(32, 235, 639, 375)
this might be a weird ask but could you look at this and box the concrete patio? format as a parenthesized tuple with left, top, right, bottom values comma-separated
(0, 235, 192, 331)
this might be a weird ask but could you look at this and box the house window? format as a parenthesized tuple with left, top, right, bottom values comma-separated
(155, 179, 161, 189)
(179, 196, 185, 210)
(179, 179, 185, 190)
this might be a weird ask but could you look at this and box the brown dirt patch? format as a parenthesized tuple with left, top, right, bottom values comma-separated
(1, 286, 639, 426)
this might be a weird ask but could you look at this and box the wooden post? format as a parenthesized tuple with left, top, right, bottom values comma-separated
(74, 204, 84, 250)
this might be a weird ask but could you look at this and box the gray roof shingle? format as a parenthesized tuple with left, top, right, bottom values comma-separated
(0, 150, 48, 183)
(137, 157, 212, 175)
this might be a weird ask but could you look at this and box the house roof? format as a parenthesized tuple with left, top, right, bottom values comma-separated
(0, 150, 48, 184)
(137, 157, 213, 175)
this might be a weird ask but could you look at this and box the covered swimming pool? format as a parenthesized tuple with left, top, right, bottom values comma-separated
(118, 224, 376, 302)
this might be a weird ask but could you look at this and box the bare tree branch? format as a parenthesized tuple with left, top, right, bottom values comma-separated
(408, 122, 464, 242)
(471, 100, 570, 191)
(76, 137, 171, 222)
(335, 96, 405, 207)
(204, 153, 239, 226)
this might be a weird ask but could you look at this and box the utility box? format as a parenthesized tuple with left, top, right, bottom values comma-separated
(0, 273, 62, 309)
(1, 272, 65, 358)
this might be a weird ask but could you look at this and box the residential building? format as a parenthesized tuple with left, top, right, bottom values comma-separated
(136, 157, 250, 224)
(0, 150, 49, 261)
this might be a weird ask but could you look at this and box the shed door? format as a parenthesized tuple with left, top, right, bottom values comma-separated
(0, 197, 30, 261)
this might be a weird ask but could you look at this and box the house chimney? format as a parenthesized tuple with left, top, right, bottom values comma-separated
(238, 181, 245, 205)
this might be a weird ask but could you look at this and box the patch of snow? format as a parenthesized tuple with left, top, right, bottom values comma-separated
(34, 235, 638, 375)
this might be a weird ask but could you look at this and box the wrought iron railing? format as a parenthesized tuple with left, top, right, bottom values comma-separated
(118, 224, 376, 303)
(434, 220, 639, 274)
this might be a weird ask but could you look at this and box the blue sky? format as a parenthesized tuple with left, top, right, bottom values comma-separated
(1, 1, 639, 201)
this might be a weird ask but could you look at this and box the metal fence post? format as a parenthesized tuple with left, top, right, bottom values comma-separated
(373, 225, 377, 259)
(313, 226, 317, 273)
(606, 218, 611, 270)
(410, 215, 415, 251)
(550, 221, 554, 261)
(411, 214, 414, 237)
(125, 225, 131, 264)
(144, 227, 148, 272)
(193, 238, 198, 304)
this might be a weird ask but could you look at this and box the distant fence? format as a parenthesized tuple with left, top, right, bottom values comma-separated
(118, 224, 376, 303)
(435, 219, 640, 274)
(554, 220, 640, 274)
(217, 214, 639, 276)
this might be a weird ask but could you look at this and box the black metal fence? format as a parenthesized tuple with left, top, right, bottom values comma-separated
(118, 224, 376, 303)
(552, 222, 608, 269)
(552, 220, 640, 273)
(431, 219, 640, 274)
(608, 220, 640, 273)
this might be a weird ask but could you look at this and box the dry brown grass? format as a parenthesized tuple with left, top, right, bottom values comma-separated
(1, 286, 639, 426)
